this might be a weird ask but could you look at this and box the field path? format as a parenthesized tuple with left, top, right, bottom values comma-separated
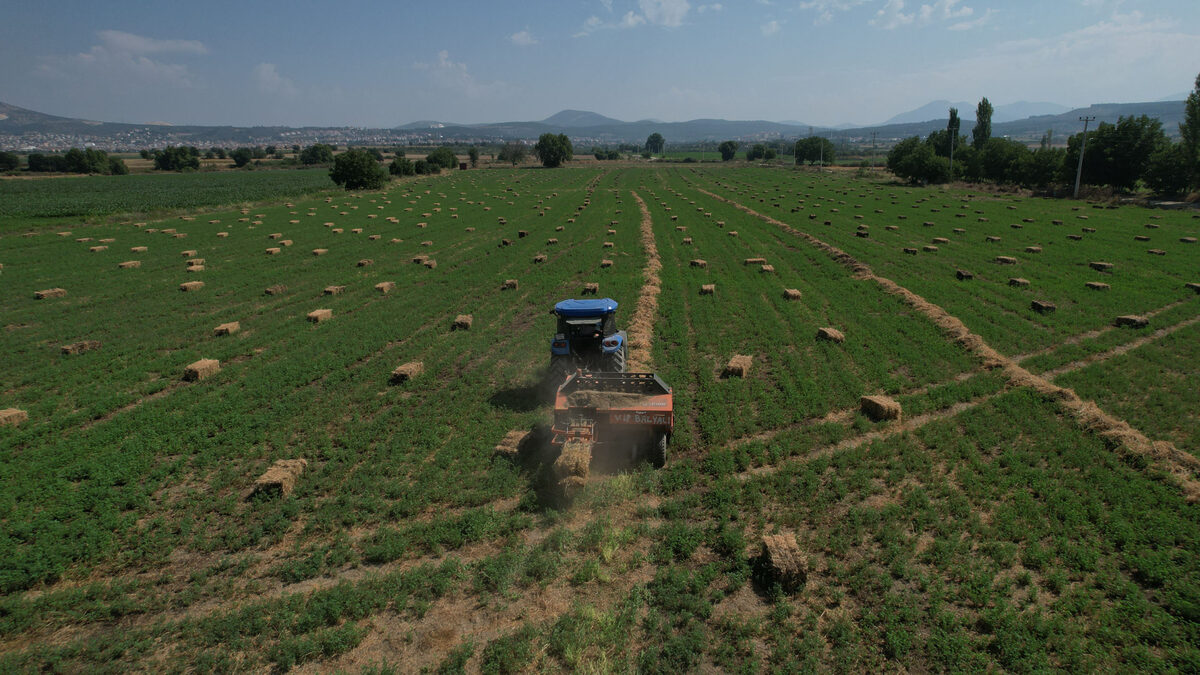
(1041, 313, 1200, 378)
(697, 187, 1200, 502)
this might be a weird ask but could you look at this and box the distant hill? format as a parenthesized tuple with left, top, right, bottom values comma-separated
(881, 100, 1071, 126)
(541, 110, 625, 128)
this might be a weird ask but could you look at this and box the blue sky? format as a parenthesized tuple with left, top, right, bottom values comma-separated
(1, 0, 1197, 127)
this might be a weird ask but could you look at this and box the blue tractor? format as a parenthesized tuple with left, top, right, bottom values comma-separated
(550, 298, 628, 382)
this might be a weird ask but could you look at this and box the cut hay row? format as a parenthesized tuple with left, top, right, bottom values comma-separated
(696, 186, 1200, 502)
(625, 191, 663, 372)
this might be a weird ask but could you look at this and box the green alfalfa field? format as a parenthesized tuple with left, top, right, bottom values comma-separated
(1, 164, 1198, 673)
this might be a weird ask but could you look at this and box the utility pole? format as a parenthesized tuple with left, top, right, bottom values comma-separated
(871, 131, 877, 168)
(1072, 116, 1096, 199)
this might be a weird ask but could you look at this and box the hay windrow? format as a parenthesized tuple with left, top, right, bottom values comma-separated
(697, 187, 1200, 501)
(627, 191, 662, 372)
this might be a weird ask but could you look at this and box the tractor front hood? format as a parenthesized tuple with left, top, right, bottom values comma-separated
(554, 298, 618, 317)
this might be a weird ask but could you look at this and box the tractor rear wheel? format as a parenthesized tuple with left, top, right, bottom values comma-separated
(607, 343, 627, 373)
(549, 356, 574, 386)
(650, 432, 668, 468)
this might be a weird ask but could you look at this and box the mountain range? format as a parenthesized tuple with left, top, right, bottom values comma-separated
(0, 98, 1188, 152)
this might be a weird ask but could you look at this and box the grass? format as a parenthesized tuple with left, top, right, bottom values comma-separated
(1, 164, 1196, 671)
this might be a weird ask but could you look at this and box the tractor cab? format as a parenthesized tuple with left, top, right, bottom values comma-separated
(550, 298, 627, 378)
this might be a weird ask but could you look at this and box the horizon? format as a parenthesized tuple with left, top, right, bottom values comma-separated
(1, 1, 1198, 128)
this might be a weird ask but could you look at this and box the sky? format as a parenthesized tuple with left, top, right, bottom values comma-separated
(1, 0, 1197, 128)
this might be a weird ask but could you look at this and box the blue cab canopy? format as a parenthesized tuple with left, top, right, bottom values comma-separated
(554, 298, 618, 317)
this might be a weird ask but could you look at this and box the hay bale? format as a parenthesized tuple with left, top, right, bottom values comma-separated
(756, 534, 807, 593)
(501, 279, 519, 290)
(1067, 234, 1083, 241)
(1089, 261, 1114, 272)
(744, 257, 767, 265)
(1052, 219, 1064, 225)
(816, 327, 845, 343)
(860, 395, 901, 421)
(728, 231, 738, 237)
(279, 240, 293, 247)
(268, 233, 283, 240)
(582, 282, 599, 295)
(1082, 227, 1097, 233)
(600, 259, 613, 268)
(1145, 223, 1159, 229)
(89, 245, 107, 252)
(1011, 223, 1024, 229)
(1086, 281, 1110, 291)
(1185, 282, 1200, 294)
(251, 459, 307, 498)
(324, 285, 346, 295)
(187, 265, 205, 272)
(351, 228, 363, 234)
(265, 247, 281, 255)
(1114, 315, 1149, 328)
(179, 281, 204, 292)
(118, 261, 141, 269)
(986, 236, 1001, 242)
(923, 245, 939, 252)
(214, 322, 240, 336)
(700, 283, 716, 295)
(187, 258, 205, 266)
(783, 288, 802, 300)
(390, 361, 424, 384)
(722, 354, 752, 378)
(690, 259, 707, 268)
(932, 237, 949, 244)
(265, 284, 287, 295)
(533, 254, 547, 263)
(494, 429, 528, 456)
(0, 409, 28, 427)
(885, 225, 899, 231)
(760, 264, 775, 273)
(184, 359, 220, 381)
(603, 241, 614, 248)
(357, 259, 374, 267)
(61, 340, 101, 355)
(923, 221, 936, 227)
(855, 231, 869, 238)
(1024, 246, 1042, 254)
(1009, 278, 1030, 287)
(1148, 249, 1166, 256)
(307, 309, 333, 323)
(903, 247, 918, 255)
(554, 439, 593, 491)
(131, 246, 148, 253)
(1134, 235, 1151, 242)
(995, 256, 1017, 265)
(956, 269, 974, 280)
(375, 281, 396, 294)
(312, 248, 328, 256)
(411, 255, 429, 264)
(217, 232, 229, 238)
(1031, 300, 1056, 314)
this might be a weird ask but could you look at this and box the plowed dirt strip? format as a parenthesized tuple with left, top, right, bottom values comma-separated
(696, 187, 1200, 502)
(626, 191, 661, 372)
(1041, 314, 1200, 379)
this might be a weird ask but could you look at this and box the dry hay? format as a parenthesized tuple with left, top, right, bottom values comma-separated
(816, 327, 845, 343)
(546, 238, 559, 245)
(690, 259, 708, 268)
(390, 361, 424, 384)
(424, 259, 440, 269)
(183, 358, 220, 381)
(180, 249, 197, 257)
(756, 534, 807, 593)
(186, 258, 205, 266)
(187, 265, 206, 272)
(722, 354, 752, 378)
(1025, 246, 1042, 254)
(783, 288, 802, 300)
(88, 245, 107, 253)
(986, 236, 1001, 243)
(923, 245, 939, 252)
(743, 257, 767, 265)
(932, 237, 949, 244)
(0, 409, 28, 427)
(1187, 282, 1200, 294)
(494, 429, 529, 456)
(375, 281, 396, 294)
(307, 309, 333, 323)
(903, 247, 918, 255)
(728, 231, 739, 237)
(600, 259, 613, 268)
(1114, 315, 1149, 328)
(499, 239, 511, 247)
(518, 230, 528, 238)
(556, 225, 564, 231)
(603, 241, 614, 248)
(452, 314, 473, 331)
(351, 228, 363, 234)
(700, 283, 716, 295)
(213, 322, 240, 336)
(1089, 261, 1114, 272)
(885, 225, 899, 231)
(118, 261, 141, 269)
(1086, 281, 1110, 291)
(955, 269, 974, 280)
(179, 281, 204, 292)
(312, 248, 328, 256)
(760, 264, 776, 274)
(1148, 249, 1166, 256)
(501, 279, 519, 291)
(411, 255, 429, 264)
(1082, 227, 1097, 233)
(608, 229, 618, 235)
(265, 284, 287, 296)
(995, 256, 1018, 265)
(251, 459, 307, 498)
(268, 233, 283, 240)
(324, 285, 346, 295)
(131, 246, 148, 253)
(1067, 234, 1083, 241)
(682, 237, 693, 244)
(675, 225, 686, 231)
(1182, 237, 1198, 244)
(265, 247, 281, 255)
(860, 395, 901, 421)
(1135, 235, 1151, 242)
(61, 340, 101, 355)
(1009, 278, 1030, 287)
(332, 228, 343, 234)
(357, 259, 374, 267)
(1031, 300, 1056, 314)
(554, 439, 593, 496)
(953, 227, 966, 234)
(279, 240, 293, 247)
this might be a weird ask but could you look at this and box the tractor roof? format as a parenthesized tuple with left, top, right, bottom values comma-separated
(554, 298, 618, 317)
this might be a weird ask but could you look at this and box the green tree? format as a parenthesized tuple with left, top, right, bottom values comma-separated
(426, 146, 458, 170)
(108, 156, 129, 175)
(718, 140, 739, 161)
(746, 144, 767, 161)
(533, 133, 573, 168)
(1180, 72, 1200, 189)
(299, 144, 335, 165)
(389, 156, 416, 176)
(154, 146, 200, 171)
(1144, 143, 1190, 196)
(646, 133, 665, 154)
(498, 142, 527, 166)
(763, 147, 777, 160)
(887, 136, 950, 184)
(794, 137, 834, 165)
(1063, 115, 1165, 191)
(468, 146, 479, 168)
(0, 151, 19, 171)
(329, 148, 388, 190)
(972, 97, 993, 150)
(230, 148, 253, 168)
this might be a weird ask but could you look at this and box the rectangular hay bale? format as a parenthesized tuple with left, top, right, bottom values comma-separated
(390, 361, 424, 384)
(252, 459, 307, 498)
(214, 322, 240, 336)
(183, 358, 220, 381)
(860, 395, 901, 421)
(722, 354, 752, 378)
(0, 409, 28, 427)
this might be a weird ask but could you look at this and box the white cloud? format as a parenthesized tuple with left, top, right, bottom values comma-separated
(510, 29, 538, 46)
(948, 8, 994, 30)
(95, 30, 207, 56)
(413, 50, 503, 98)
(621, 11, 647, 27)
(39, 30, 206, 88)
(638, 0, 691, 27)
(253, 63, 298, 97)
(870, 0, 981, 30)
(697, 3, 723, 12)
(798, 0, 871, 25)
(871, 0, 914, 29)
(762, 20, 781, 35)
(600, 0, 614, 11)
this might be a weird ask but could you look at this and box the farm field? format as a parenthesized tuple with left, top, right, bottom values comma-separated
(1, 165, 1198, 672)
